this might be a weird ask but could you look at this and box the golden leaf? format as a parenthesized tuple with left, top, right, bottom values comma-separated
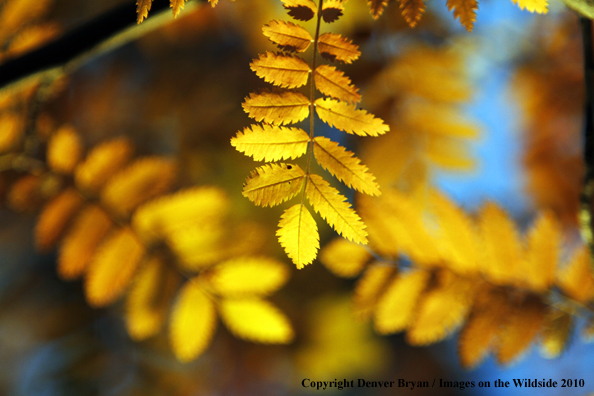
(262, 20, 312, 53)
(250, 51, 310, 89)
(512, 0, 548, 13)
(458, 289, 508, 368)
(479, 203, 523, 286)
(306, 174, 368, 244)
(133, 186, 228, 243)
(446, 0, 478, 32)
(0, 112, 22, 153)
(321, 0, 344, 23)
(47, 125, 83, 175)
(170, 280, 217, 362)
(170, 0, 186, 17)
(557, 245, 594, 303)
(231, 124, 309, 162)
(101, 157, 177, 217)
(374, 269, 429, 334)
(540, 310, 572, 359)
(313, 137, 380, 195)
(367, 0, 389, 18)
(319, 237, 370, 278)
(353, 263, 396, 320)
(277, 203, 319, 269)
(168, 225, 226, 270)
(407, 272, 476, 346)
(35, 188, 84, 252)
(397, 0, 426, 27)
(315, 98, 389, 137)
(5, 24, 60, 58)
(496, 297, 546, 365)
(204, 257, 289, 296)
(58, 205, 113, 280)
(85, 227, 145, 307)
(7, 175, 42, 212)
(281, 0, 318, 21)
(208, 0, 218, 6)
(0, 0, 53, 43)
(242, 163, 305, 207)
(136, 0, 153, 23)
(524, 211, 560, 292)
(243, 90, 310, 125)
(126, 256, 180, 341)
(75, 137, 134, 195)
(317, 33, 360, 64)
(314, 65, 361, 104)
(219, 299, 294, 343)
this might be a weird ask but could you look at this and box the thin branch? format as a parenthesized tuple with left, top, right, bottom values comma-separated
(0, 0, 203, 94)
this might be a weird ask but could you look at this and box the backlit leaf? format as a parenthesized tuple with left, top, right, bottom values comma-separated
(47, 125, 83, 175)
(319, 237, 370, 278)
(137, 0, 153, 23)
(321, 0, 344, 23)
(367, 0, 389, 18)
(315, 98, 389, 137)
(35, 188, 84, 252)
(524, 211, 560, 292)
(219, 299, 294, 343)
(277, 203, 319, 269)
(512, 0, 548, 13)
(317, 33, 360, 64)
(231, 124, 309, 162)
(0, 112, 22, 153)
(353, 264, 396, 320)
(262, 20, 312, 53)
(85, 227, 145, 307)
(305, 174, 368, 244)
(397, 0, 426, 27)
(314, 65, 361, 104)
(446, 0, 478, 32)
(557, 245, 594, 303)
(242, 163, 305, 207)
(313, 137, 380, 195)
(243, 90, 310, 125)
(170, 280, 217, 362)
(7, 175, 42, 212)
(170, 0, 186, 17)
(250, 52, 310, 89)
(281, 0, 317, 21)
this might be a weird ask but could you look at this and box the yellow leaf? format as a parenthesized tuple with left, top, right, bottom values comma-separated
(479, 203, 523, 286)
(219, 299, 294, 343)
(168, 225, 226, 270)
(250, 52, 310, 89)
(242, 163, 305, 207)
(101, 157, 177, 217)
(0, 112, 22, 153)
(58, 205, 113, 280)
(137, 0, 153, 23)
(524, 211, 560, 292)
(35, 188, 84, 252)
(458, 288, 508, 368)
(321, 0, 344, 23)
(306, 174, 368, 244)
(353, 263, 396, 320)
(5, 24, 60, 58)
(374, 269, 429, 334)
(319, 237, 370, 278)
(446, 0, 478, 32)
(407, 271, 476, 345)
(170, 0, 186, 17)
(170, 280, 217, 362)
(557, 245, 594, 303)
(47, 125, 83, 175)
(540, 310, 572, 359)
(204, 257, 289, 296)
(367, 0, 389, 18)
(314, 65, 361, 104)
(496, 297, 546, 365)
(231, 124, 309, 162)
(277, 203, 319, 269)
(85, 227, 145, 307)
(7, 175, 42, 212)
(313, 137, 380, 195)
(317, 33, 360, 64)
(243, 90, 310, 125)
(208, 0, 218, 6)
(126, 256, 180, 341)
(262, 20, 312, 53)
(397, 0, 426, 27)
(75, 137, 134, 195)
(512, 0, 548, 13)
(403, 101, 479, 139)
(315, 98, 389, 137)
(281, 0, 317, 21)
(425, 134, 475, 171)
(132, 186, 228, 244)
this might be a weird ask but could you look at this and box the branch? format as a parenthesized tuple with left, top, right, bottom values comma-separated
(0, 0, 203, 94)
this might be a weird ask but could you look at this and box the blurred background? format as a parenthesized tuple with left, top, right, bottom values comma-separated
(0, 0, 593, 395)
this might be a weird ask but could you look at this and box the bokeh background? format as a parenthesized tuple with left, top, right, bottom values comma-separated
(0, 0, 593, 395)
